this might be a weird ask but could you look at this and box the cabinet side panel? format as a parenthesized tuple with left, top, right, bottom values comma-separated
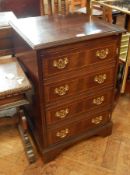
(13, 32, 46, 148)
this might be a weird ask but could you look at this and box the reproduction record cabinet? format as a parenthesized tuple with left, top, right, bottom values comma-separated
(10, 13, 123, 163)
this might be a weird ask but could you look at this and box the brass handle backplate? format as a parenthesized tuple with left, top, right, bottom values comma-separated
(56, 128, 69, 138)
(96, 48, 109, 59)
(53, 57, 69, 69)
(93, 96, 104, 105)
(55, 108, 69, 119)
(94, 74, 107, 84)
(55, 85, 69, 96)
(91, 116, 103, 124)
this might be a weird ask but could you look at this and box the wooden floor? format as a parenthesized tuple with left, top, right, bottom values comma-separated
(0, 94, 130, 175)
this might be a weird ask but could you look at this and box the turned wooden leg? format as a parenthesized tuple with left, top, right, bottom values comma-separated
(102, 6, 113, 23)
(18, 109, 36, 163)
(40, 0, 45, 15)
(54, 0, 59, 15)
(48, 0, 53, 15)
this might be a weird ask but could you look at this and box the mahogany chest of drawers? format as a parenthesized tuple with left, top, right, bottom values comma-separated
(10, 14, 123, 163)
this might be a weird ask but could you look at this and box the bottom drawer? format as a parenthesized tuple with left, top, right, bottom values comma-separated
(47, 110, 111, 145)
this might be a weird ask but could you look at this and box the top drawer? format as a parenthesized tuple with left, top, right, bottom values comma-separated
(41, 36, 118, 78)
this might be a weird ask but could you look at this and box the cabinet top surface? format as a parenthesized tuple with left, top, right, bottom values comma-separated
(10, 13, 123, 50)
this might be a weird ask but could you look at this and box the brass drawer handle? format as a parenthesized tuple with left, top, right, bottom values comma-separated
(94, 74, 107, 84)
(55, 85, 69, 96)
(93, 96, 104, 105)
(96, 48, 109, 59)
(53, 57, 69, 69)
(56, 128, 69, 138)
(55, 108, 69, 119)
(92, 116, 103, 124)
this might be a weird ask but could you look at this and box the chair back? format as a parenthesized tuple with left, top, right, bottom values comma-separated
(41, 0, 91, 16)
(41, 0, 69, 16)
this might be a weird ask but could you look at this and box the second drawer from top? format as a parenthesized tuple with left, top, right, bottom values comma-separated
(43, 66, 116, 104)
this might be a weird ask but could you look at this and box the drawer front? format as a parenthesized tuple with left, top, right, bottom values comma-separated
(46, 89, 113, 124)
(47, 110, 111, 145)
(42, 42, 117, 78)
(44, 67, 115, 104)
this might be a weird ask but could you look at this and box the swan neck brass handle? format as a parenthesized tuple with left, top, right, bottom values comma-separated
(96, 48, 109, 59)
(53, 57, 69, 69)
(56, 128, 69, 138)
(94, 74, 107, 84)
(91, 116, 103, 124)
(93, 96, 104, 105)
(55, 108, 69, 119)
(55, 85, 69, 96)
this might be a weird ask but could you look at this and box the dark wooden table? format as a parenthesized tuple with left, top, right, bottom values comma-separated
(0, 11, 17, 56)
(0, 0, 41, 17)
